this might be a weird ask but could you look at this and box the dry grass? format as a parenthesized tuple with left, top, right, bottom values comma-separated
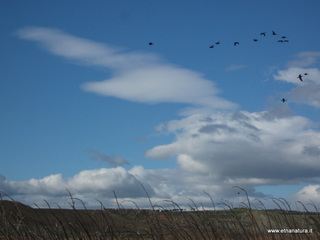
(0, 188, 319, 240)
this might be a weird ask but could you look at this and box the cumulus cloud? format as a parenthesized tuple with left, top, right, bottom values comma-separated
(294, 184, 320, 206)
(146, 111, 320, 183)
(16, 26, 236, 109)
(0, 167, 156, 207)
(1, 111, 320, 208)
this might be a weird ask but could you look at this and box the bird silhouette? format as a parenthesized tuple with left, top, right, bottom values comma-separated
(304, 73, 308, 76)
(297, 74, 303, 82)
(215, 42, 220, 45)
(148, 42, 154, 45)
(281, 98, 287, 103)
(260, 32, 266, 36)
(278, 40, 284, 43)
(253, 39, 258, 42)
(209, 45, 214, 48)
(284, 40, 289, 42)
(234, 42, 239, 46)
(281, 36, 287, 39)
(272, 31, 277, 35)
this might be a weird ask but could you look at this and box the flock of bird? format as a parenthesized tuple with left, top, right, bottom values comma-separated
(148, 31, 310, 104)
(207, 31, 289, 48)
(149, 30, 289, 48)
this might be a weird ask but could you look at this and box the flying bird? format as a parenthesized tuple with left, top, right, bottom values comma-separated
(234, 42, 239, 46)
(284, 40, 289, 42)
(253, 39, 258, 42)
(272, 31, 277, 35)
(281, 36, 287, 39)
(297, 74, 303, 82)
(278, 40, 284, 43)
(209, 45, 214, 48)
(260, 32, 266, 36)
(215, 42, 220, 45)
(304, 73, 308, 76)
(281, 98, 287, 103)
(148, 42, 154, 45)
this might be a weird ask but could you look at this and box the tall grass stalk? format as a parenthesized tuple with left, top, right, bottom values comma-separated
(0, 188, 319, 240)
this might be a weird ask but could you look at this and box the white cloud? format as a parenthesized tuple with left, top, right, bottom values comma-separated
(1, 111, 320, 208)
(16, 26, 236, 109)
(289, 83, 320, 107)
(146, 111, 320, 183)
(0, 167, 156, 207)
(5, 174, 66, 196)
(273, 53, 320, 107)
(274, 67, 320, 85)
(176, 154, 207, 173)
(16, 27, 158, 70)
(294, 184, 320, 206)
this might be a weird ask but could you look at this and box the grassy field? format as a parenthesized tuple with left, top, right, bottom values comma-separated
(0, 190, 319, 240)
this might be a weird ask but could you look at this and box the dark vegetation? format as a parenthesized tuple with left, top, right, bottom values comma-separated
(0, 188, 319, 240)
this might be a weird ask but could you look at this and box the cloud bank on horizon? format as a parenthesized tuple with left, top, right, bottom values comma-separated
(4, 26, 320, 209)
(1, 111, 320, 208)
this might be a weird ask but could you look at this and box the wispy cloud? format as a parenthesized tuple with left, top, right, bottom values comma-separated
(88, 149, 129, 166)
(16, 27, 157, 70)
(226, 64, 247, 71)
(16, 26, 237, 110)
(287, 51, 320, 68)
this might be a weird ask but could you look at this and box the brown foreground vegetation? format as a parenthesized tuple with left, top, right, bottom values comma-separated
(0, 192, 319, 239)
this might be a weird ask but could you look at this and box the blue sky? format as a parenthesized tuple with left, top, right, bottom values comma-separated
(1, 0, 320, 209)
